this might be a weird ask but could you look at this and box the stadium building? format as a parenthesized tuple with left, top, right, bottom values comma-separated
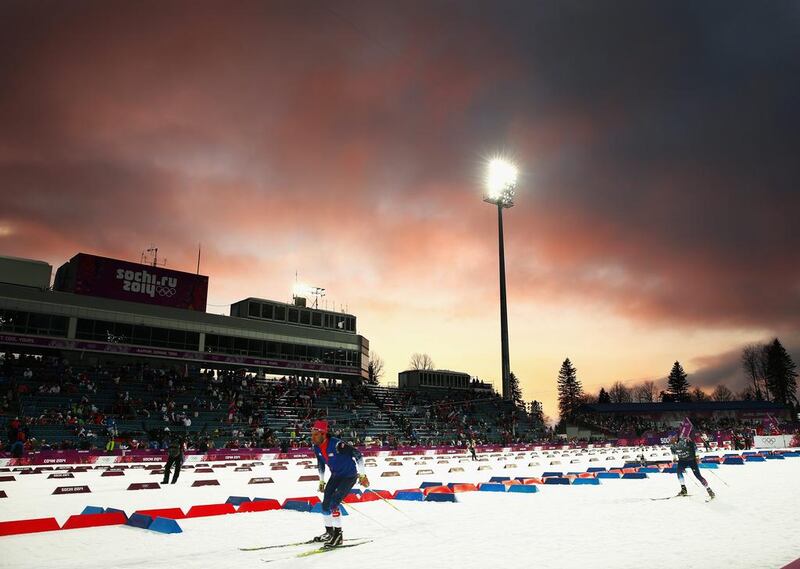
(0, 253, 369, 382)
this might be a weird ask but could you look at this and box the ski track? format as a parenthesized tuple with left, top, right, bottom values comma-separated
(1, 447, 799, 569)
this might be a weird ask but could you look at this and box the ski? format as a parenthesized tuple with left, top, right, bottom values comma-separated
(651, 494, 691, 501)
(296, 540, 373, 558)
(241, 537, 362, 552)
(261, 540, 373, 563)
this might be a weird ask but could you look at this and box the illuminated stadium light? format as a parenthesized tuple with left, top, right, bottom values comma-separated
(484, 158, 518, 207)
(292, 282, 313, 298)
(482, 156, 521, 403)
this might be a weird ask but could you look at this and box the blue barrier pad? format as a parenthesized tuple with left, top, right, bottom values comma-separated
(81, 506, 105, 515)
(226, 496, 252, 506)
(544, 477, 570, 485)
(587, 467, 607, 472)
(765, 455, 784, 460)
(149, 517, 182, 534)
(622, 472, 647, 479)
(541, 472, 562, 477)
(661, 467, 678, 473)
(596, 472, 621, 479)
(395, 491, 424, 501)
(698, 463, 719, 469)
(420, 481, 444, 488)
(488, 477, 511, 483)
(478, 483, 506, 492)
(104, 507, 128, 520)
(508, 485, 538, 494)
(126, 513, 153, 530)
(639, 467, 660, 473)
(348, 489, 363, 495)
(780, 452, 799, 457)
(572, 478, 600, 485)
(745, 456, 766, 462)
(310, 503, 348, 515)
(742, 452, 758, 456)
(425, 493, 457, 503)
(723, 458, 744, 465)
(282, 500, 313, 512)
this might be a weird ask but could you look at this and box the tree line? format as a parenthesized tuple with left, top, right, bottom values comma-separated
(556, 338, 797, 423)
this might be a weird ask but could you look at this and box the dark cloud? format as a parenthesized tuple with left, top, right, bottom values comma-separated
(1, 0, 798, 334)
(689, 334, 800, 393)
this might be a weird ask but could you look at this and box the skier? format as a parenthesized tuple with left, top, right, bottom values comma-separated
(468, 439, 478, 461)
(669, 434, 714, 500)
(311, 420, 369, 548)
(161, 432, 185, 485)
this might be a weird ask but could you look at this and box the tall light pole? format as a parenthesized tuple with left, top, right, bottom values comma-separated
(483, 158, 518, 401)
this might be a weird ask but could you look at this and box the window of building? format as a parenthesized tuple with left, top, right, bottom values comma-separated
(300, 310, 310, 325)
(288, 308, 299, 323)
(248, 302, 260, 317)
(312, 312, 322, 327)
(274, 306, 286, 321)
(261, 304, 274, 319)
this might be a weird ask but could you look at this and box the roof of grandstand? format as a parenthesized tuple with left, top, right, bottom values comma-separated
(582, 401, 788, 414)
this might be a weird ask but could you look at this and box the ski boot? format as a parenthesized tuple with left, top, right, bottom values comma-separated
(706, 487, 715, 500)
(677, 485, 688, 497)
(313, 526, 333, 543)
(324, 528, 343, 548)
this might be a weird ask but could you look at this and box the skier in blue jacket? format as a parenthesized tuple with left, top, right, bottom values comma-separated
(311, 420, 369, 547)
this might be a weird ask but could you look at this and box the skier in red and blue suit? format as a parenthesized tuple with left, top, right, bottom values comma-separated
(311, 420, 369, 548)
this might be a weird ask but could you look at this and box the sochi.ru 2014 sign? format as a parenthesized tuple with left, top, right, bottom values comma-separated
(52, 485, 91, 495)
(55, 253, 209, 311)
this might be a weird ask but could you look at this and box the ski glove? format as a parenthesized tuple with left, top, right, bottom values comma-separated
(318, 481, 326, 492)
(358, 474, 370, 488)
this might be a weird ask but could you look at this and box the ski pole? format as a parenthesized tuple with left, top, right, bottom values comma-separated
(365, 488, 418, 523)
(345, 501, 391, 530)
(705, 468, 729, 487)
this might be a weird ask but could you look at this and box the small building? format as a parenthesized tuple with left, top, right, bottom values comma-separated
(399, 369, 493, 392)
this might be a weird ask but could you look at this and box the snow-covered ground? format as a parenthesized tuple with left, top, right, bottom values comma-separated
(1, 447, 799, 569)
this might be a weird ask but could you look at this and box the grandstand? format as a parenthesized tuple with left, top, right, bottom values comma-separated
(1, 253, 534, 454)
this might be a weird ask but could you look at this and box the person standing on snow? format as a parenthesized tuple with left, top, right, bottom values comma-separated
(311, 420, 369, 548)
(670, 434, 714, 500)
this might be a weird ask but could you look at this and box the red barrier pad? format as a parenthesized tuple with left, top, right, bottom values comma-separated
(185, 503, 236, 518)
(234, 467, 252, 472)
(342, 493, 361, 504)
(195, 468, 214, 473)
(0, 490, 7, 498)
(248, 477, 274, 484)
(270, 466, 288, 471)
(127, 483, 161, 490)
(48, 473, 74, 479)
(501, 480, 521, 487)
(298, 475, 319, 482)
(0, 517, 61, 536)
(359, 492, 380, 502)
(135, 508, 185, 519)
(52, 485, 91, 495)
(237, 500, 281, 513)
(191, 479, 220, 487)
(451, 483, 478, 493)
(367, 490, 392, 499)
(521, 478, 544, 484)
(0, 476, 16, 482)
(62, 512, 127, 530)
(281, 496, 321, 506)
(423, 486, 453, 496)
(102, 471, 125, 477)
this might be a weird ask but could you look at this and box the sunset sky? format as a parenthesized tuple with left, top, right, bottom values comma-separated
(2, 1, 798, 419)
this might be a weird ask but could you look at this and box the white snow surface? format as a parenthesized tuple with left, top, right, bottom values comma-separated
(1, 446, 799, 569)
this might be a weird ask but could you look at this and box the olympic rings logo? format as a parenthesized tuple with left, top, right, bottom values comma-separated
(156, 286, 176, 297)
